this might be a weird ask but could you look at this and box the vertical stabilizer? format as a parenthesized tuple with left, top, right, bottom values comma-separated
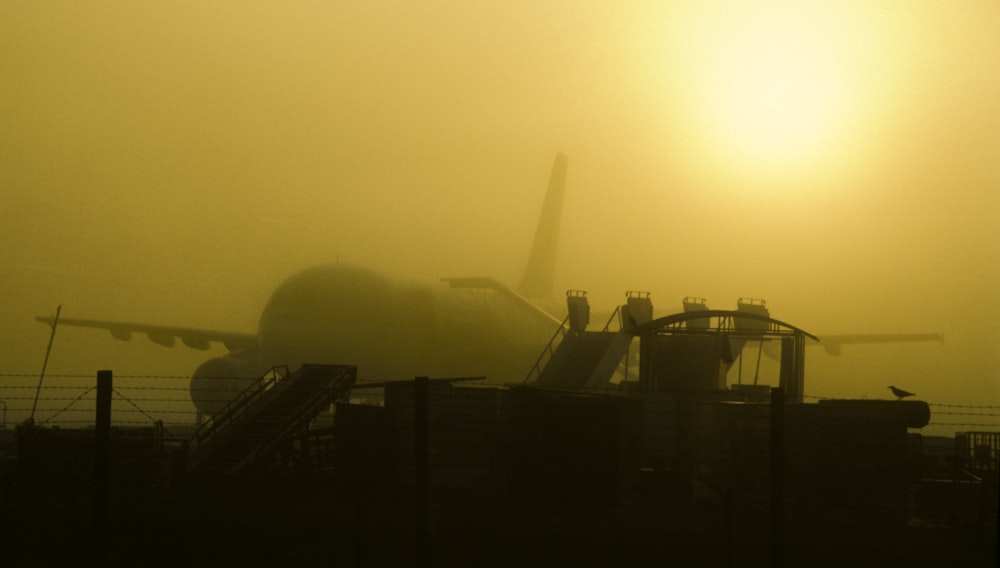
(517, 153, 568, 299)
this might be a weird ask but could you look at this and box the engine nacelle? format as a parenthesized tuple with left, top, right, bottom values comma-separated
(190, 350, 260, 417)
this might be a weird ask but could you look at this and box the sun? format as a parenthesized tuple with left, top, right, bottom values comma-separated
(708, 37, 845, 164)
(674, 2, 868, 175)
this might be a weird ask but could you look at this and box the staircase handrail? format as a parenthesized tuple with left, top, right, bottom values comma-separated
(230, 365, 357, 472)
(601, 305, 623, 332)
(523, 315, 570, 384)
(186, 365, 289, 460)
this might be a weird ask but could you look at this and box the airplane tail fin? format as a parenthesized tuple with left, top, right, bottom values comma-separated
(517, 153, 568, 299)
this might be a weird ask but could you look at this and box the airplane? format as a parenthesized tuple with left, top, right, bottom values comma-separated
(36, 154, 570, 416)
(36, 153, 942, 416)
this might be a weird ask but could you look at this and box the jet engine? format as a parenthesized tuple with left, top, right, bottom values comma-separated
(189, 349, 260, 417)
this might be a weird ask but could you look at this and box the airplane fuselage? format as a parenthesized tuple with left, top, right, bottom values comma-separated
(190, 263, 556, 414)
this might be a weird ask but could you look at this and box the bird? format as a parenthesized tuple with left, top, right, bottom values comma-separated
(888, 385, 915, 400)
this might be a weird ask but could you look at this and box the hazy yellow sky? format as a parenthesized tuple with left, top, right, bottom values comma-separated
(1, 1, 998, 433)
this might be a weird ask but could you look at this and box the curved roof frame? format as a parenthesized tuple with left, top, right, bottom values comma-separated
(631, 309, 819, 342)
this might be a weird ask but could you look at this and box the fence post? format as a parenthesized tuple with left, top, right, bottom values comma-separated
(414, 376, 429, 568)
(770, 386, 785, 568)
(94, 369, 112, 566)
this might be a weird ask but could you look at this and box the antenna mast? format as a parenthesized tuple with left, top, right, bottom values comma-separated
(30, 304, 62, 422)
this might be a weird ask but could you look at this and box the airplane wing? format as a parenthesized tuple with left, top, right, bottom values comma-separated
(808, 333, 943, 356)
(757, 332, 942, 359)
(35, 316, 256, 351)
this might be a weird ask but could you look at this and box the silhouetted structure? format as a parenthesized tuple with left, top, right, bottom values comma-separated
(3, 298, 993, 567)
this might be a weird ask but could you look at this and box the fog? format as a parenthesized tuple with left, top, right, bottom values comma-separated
(1, 2, 997, 435)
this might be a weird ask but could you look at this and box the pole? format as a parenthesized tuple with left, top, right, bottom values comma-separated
(770, 386, 785, 568)
(30, 305, 61, 422)
(94, 370, 112, 567)
(724, 487, 733, 568)
(414, 376, 429, 568)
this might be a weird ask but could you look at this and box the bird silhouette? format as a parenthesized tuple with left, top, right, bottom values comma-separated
(888, 385, 915, 400)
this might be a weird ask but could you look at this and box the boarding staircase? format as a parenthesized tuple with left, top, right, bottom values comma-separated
(185, 363, 357, 475)
(532, 331, 632, 391)
(525, 292, 643, 392)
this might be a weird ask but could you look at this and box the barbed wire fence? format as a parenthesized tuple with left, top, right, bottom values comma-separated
(0, 373, 242, 429)
(0, 373, 995, 433)
(0, 373, 994, 536)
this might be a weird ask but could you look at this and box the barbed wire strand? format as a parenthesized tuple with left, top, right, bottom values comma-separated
(38, 386, 96, 425)
(0, 378, 996, 433)
(112, 388, 177, 436)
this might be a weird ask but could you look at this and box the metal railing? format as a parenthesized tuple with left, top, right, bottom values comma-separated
(230, 365, 356, 472)
(523, 315, 570, 384)
(185, 365, 289, 462)
(601, 305, 622, 332)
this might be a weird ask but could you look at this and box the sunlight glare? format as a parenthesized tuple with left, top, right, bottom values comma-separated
(676, 2, 871, 176)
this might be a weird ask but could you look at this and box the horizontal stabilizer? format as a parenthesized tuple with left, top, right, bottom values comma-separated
(808, 333, 943, 356)
(441, 277, 563, 326)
